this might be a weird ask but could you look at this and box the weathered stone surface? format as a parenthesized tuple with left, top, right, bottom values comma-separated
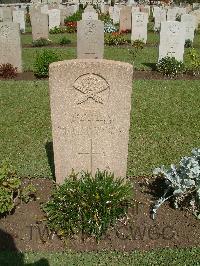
(82, 5, 98, 20)
(120, 6, 132, 32)
(181, 14, 196, 41)
(48, 9, 60, 30)
(167, 7, 178, 21)
(112, 5, 120, 24)
(140, 5, 150, 16)
(12, 10, 25, 32)
(31, 11, 48, 40)
(154, 8, 166, 31)
(109, 6, 114, 19)
(159, 21, 185, 61)
(60, 7, 68, 25)
(190, 10, 200, 29)
(2, 7, 12, 22)
(77, 20, 104, 59)
(131, 12, 148, 43)
(49, 59, 133, 183)
(0, 8, 3, 21)
(132, 6, 140, 14)
(40, 4, 49, 14)
(101, 3, 109, 14)
(0, 22, 22, 72)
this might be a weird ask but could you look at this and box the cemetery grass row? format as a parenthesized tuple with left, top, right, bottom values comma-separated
(0, 248, 200, 265)
(0, 3, 200, 259)
(18, 30, 200, 73)
(1, 80, 199, 178)
(20, 46, 199, 73)
(20, 29, 200, 47)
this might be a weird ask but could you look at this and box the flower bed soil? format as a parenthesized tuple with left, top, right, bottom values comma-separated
(0, 71, 200, 81)
(0, 177, 199, 252)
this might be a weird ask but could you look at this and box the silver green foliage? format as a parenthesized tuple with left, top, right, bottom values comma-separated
(152, 148, 200, 219)
(104, 22, 117, 33)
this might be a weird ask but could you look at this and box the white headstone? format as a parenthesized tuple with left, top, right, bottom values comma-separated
(113, 5, 120, 24)
(41, 4, 49, 14)
(0, 8, 3, 22)
(49, 59, 133, 183)
(181, 14, 196, 41)
(119, 6, 132, 32)
(2, 7, 12, 22)
(77, 19, 104, 59)
(31, 11, 49, 41)
(132, 6, 140, 14)
(12, 10, 25, 32)
(131, 12, 148, 43)
(0, 22, 22, 72)
(82, 5, 98, 20)
(109, 6, 114, 19)
(159, 21, 185, 62)
(154, 8, 166, 31)
(49, 9, 61, 30)
(167, 8, 178, 21)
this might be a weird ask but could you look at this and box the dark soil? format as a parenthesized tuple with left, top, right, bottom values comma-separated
(1, 71, 200, 82)
(0, 177, 199, 252)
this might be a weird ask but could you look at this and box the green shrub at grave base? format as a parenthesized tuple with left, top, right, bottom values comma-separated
(151, 148, 200, 220)
(32, 38, 52, 47)
(184, 39, 193, 48)
(131, 39, 145, 50)
(99, 13, 111, 23)
(156, 56, 185, 77)
(33, 49, 59, 78)
(104, 33, 129, 46)
(49, 26, 67, 34)
(186, 48, 200, 76)
(59, 36, 71, 46)
(43, 170, 133, 241)
(128, 40, 145, 65)
(0, 63, 17, 79)
(0, 160, 36, 216)
(64, 10, 83, 24)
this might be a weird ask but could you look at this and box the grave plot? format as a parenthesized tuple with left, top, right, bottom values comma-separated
(0, 2, 200, 265)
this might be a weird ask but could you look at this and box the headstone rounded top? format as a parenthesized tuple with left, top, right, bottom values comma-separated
(49, 59, 133, 71)
(84, 5, 96, 12)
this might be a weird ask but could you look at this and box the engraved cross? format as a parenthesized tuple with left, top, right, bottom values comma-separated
(78, 138, 105, 175)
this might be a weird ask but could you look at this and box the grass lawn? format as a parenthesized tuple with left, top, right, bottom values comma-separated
(0, 248, 200, 265)
(21, 32, 77, 46)
(22, 48, 76, 71)
(22, 46, 158, 71)
(20, 26, 200, 72)
(22, 46, 159, 71)
(22, 45, 200, 72)
(0, 80, 199, 178)
(1, 26, 200, 264)
(21, 29, 200, 48)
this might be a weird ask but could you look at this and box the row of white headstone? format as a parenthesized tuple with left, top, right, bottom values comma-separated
(0, 7, 25, 32)
(0, 4, 79, 33)
(0, 4, 199, 72)
(1, 3, 199, 38)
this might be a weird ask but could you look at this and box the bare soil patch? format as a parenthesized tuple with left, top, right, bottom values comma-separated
(0, 177, 199, 252)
